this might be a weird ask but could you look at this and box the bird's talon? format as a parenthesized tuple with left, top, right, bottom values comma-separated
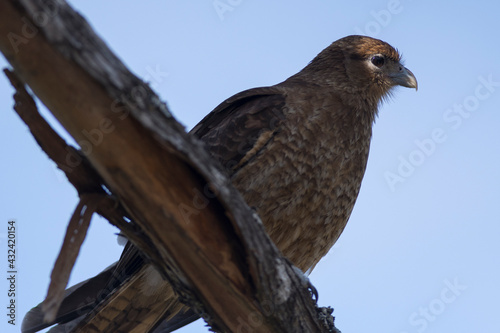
(308, 283, 319, 304)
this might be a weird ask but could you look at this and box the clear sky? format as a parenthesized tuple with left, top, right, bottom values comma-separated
(1, 1, 499, 332)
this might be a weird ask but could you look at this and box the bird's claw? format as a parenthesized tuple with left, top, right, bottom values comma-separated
(308, 283, 319, 304)
(291, 265, 318, 304)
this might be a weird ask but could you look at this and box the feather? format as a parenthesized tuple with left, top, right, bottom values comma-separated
(23, 35, 416, 332)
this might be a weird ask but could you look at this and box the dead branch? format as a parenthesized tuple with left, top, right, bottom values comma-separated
(0, 1, 338, 332)
(43, 193, 106, 323)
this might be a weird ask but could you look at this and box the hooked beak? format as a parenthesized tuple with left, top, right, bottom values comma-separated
(390, 65, 418, 91)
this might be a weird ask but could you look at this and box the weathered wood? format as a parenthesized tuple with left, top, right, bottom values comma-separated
(0, 1, 337, 332)
(4, 67, 154, 264)
(43, 193, 105, 323)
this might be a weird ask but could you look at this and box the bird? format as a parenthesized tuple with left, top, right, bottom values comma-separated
(22, 35, 417, 333)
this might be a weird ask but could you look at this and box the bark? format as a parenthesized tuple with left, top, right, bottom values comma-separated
(0, 1, 338, 332)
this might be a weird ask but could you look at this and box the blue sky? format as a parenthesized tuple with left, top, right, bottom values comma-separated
(1, 1, 499, 332)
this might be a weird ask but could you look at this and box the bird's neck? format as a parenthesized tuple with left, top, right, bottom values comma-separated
(279, 76, 380, 121)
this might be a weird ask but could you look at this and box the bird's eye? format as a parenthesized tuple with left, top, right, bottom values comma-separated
(371, 55, 385, 68)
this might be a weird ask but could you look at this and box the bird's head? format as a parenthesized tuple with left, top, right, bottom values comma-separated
(291, 35, 417, 108)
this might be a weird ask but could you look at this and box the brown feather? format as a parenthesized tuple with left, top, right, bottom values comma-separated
(23, 35, 417, 332)
(191, 87, 287, 173)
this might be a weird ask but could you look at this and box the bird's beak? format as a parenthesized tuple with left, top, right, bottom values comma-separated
(390, 65, 418, 91)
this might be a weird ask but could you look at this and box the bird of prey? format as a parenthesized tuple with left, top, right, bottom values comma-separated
(22, 35, 417, 333)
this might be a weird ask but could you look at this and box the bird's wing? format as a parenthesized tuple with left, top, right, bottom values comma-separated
(21, 241, 147, 333)
(63, 264, 189, 333)
(21, 261, 119, 333)
(22, 87, 288, 333)
(23, 239, 196, 333)
(191, 86, 287, 174)
(149, 308, 199, 333)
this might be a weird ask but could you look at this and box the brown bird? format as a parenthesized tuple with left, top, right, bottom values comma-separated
(22, 35, 417, 333)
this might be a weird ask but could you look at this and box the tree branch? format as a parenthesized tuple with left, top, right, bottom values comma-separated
(0, 1, 338, 332)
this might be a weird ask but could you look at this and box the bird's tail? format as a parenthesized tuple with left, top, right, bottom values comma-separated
(22, 263, 199, 333)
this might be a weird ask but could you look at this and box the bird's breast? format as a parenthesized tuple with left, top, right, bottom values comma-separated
(232, 103, 372, 271)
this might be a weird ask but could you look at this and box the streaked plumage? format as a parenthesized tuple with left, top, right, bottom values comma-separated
(22, 35, 417, 333)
